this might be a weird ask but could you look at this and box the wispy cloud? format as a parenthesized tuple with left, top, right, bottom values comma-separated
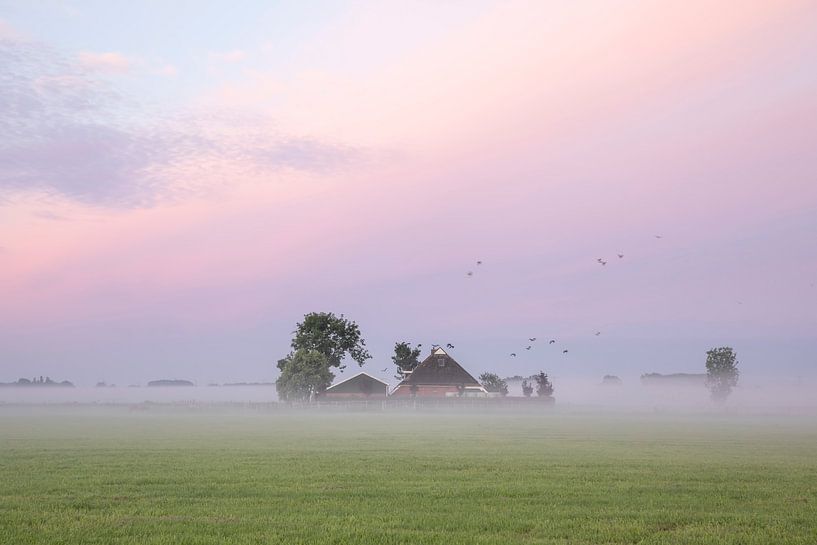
(209, 49, 246, 63)
(77, 51, 131, 73)
(0, 18, 21, 40)
(0, 36, 358, 208)
(156, 64, 177, 77)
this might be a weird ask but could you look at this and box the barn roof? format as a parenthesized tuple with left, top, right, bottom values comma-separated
(396, 347, 480, 386)
(325, 372, 388, 392)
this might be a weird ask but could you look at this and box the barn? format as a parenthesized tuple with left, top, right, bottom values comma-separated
(320, 372, 389, 399)
(391, 347, 487, 397)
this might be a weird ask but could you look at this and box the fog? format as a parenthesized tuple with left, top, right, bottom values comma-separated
(2, 376, 815, 416)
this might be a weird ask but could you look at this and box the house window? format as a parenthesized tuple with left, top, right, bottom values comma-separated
(437, 357, 446, 367)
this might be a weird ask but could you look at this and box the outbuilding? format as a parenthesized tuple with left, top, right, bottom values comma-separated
(320, 372, 389, 399)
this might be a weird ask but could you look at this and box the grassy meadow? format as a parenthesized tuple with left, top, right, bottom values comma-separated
(1, 407, 816, 544)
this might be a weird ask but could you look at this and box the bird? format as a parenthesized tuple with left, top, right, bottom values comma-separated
(595, 331, 601, 336)
(529, 337, 537, 342)
(510, 353, 517, 357)
(654, 235, 663, 239)
(596, 258, 604, 264)
(562, 349, 569, 354)
(466, 271, 474, 277)
(525, 346, 532, 350)
(476, 260, 482, 266)
(446, 343, 455, 349)
(549, 340, 556, 344)
(617, 253, 624, 259)
(381, 368, 388, 372)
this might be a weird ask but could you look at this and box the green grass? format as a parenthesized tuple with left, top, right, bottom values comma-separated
(1, 407, 816, 544)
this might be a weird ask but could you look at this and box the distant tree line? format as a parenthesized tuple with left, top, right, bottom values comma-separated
(272, 311, 737, 405)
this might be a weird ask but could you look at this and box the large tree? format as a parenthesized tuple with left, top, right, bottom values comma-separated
(291, 312, 371, 371)
(705, 346, 739, 402)
(479, 372, 509, 396)
(276, 349, 334, 402)
(521, 379, 534, 397)
(534, 371, 554, 397)
(392, 341, 422, 380)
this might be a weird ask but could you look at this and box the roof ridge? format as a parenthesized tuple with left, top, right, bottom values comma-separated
(325, 371, 389, 390)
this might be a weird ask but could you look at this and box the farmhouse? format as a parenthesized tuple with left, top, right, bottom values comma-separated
(391, 346, 487, 397)
(321, 372, 388, 399)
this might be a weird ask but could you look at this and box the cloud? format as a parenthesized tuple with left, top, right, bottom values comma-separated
(251, 138, 358, 172)
(156, 64, 177, 77)
(31, 210, 69, 221)
(209, 49, 246, 63)
(77, 51, 131, 73)
(0, 18, 22, 40)
(0, 123, 179, 206)
(0, 38, 358, 208)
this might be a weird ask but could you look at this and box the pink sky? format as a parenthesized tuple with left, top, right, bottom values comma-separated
(1, 1, 816, 386)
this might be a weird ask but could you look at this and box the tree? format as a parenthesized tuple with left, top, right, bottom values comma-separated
(479, 372, 509, 396)
(705, 346, 739, 402)
(521, 379, 534, 397)
(534, 371, 554, 397)
(291, 312, 371, 370)
(392, 341, 422, 380)
(276, 349, 334, 402)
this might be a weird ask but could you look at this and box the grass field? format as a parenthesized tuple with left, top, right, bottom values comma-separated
(1, 407, 816, 544)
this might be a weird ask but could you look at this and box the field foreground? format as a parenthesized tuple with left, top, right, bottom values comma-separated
(1, 407, 816, 544)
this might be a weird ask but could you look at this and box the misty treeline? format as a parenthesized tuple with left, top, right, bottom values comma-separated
(273, 311, 739, 403)
(274, 312, 560, 402)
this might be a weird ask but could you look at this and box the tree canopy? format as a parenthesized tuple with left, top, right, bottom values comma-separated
(521, 379, 534, 397)
(534, 371, 554, 397)
(705, 346, 739, 402)
(291, 312, 371, 370)
(276, 349, 334, 402)
(392, 341, 422, 380)
(479, 372, 509, 396)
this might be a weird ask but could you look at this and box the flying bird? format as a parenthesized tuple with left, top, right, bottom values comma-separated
(654, 235, 663, 239)
(596, 258, 604, 264)
(549, 340, 556, 344)
(510, 353, 517, 357)
(529, 337, 537, 342)
(476, 260, 482, 266)
(525, 346, 532, 350)
(466, 271, 474, 277)
(617, 253, 624, 259)
(595, 331, 601, 336)
(562, 349, 569, 354)
(381, 368, 388, 372)
(446, 343, 455, 349)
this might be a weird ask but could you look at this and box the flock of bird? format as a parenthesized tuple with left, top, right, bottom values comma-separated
(380, 235, 671, 376)
(464, 235, 666, 360)
(508, 336, 567, 358)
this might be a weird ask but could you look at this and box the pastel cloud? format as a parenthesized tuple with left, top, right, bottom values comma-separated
(209, 49, 246, 63)
(156, 64, 177, 77)
(0, 18, 21, 40)
(77, 51, 131, 73)
(0, 35, 358, 208)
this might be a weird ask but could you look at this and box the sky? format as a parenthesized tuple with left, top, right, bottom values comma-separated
(1, 0, 816, 388)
